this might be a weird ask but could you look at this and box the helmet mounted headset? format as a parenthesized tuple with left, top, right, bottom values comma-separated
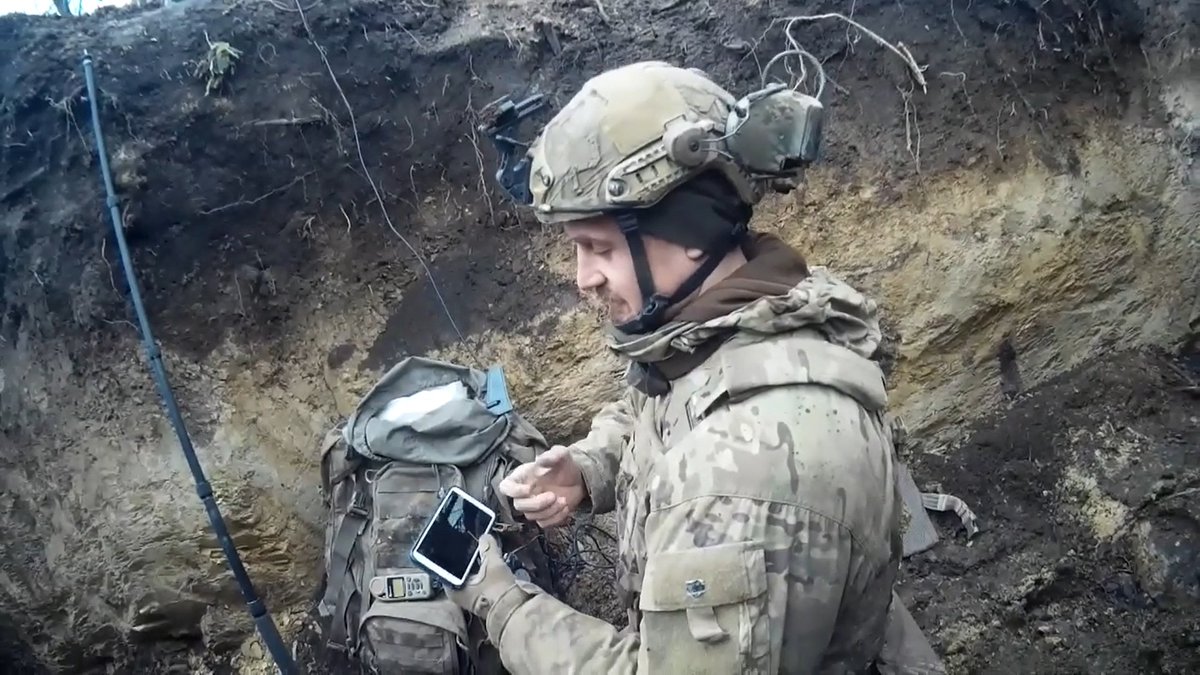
(478, 61, 825, 335)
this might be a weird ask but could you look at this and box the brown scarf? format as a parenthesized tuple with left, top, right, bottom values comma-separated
(651, 232, 810, 380)
(668, 232, 810, 323)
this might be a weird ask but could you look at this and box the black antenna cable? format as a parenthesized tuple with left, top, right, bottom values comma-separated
(79, 51, 297, 675)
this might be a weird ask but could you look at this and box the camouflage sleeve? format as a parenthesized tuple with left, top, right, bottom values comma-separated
(486, 588, 641, 674)
(631, 384, 896, 673)
(566, 394, 634, 515)
(481, 499, 855, 675)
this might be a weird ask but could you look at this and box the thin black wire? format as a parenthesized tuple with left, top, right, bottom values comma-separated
(293, 0, 476, 361)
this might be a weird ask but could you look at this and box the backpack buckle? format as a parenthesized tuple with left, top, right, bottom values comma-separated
(325, 641, 348, 654)
(348, 488, 368, 519)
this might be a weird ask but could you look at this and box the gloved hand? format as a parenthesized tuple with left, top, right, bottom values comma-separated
(499, 446, 586, 528)
(445, 534, 541, 637)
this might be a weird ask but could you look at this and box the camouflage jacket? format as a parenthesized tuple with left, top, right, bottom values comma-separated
(486, 267, 904, 674)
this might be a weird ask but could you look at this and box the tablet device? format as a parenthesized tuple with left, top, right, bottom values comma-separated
(409, 486, 497, 589)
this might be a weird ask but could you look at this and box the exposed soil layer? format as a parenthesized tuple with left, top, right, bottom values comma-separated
(905, 346, 1200, 674)
(0, 0, 1197, 673)
(1, 0, 1185, 366)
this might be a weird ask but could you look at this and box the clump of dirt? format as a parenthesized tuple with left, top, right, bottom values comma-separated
(0, 0, 1196, 672)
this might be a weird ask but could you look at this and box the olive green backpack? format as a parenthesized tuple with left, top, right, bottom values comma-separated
(315, 356, 553, 674)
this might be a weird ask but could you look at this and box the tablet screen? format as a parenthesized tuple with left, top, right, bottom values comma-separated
(413, 489, 494, 582)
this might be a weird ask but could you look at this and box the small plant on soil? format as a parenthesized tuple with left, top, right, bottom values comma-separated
(194, 31, 243, 96)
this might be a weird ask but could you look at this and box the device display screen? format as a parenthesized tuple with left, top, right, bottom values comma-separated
(412, 489, 494, 583)
(386, 576, 411, 599)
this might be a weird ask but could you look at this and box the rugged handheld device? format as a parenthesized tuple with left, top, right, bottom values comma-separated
(409, 486, 498, 589)
(368, 572, 435, 601)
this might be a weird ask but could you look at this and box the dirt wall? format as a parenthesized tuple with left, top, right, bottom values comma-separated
(0, 0, 1197, 672)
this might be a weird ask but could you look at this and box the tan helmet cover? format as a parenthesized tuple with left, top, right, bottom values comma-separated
(526, 61, 763, 224)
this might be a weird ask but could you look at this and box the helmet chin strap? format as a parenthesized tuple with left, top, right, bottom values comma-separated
(612, 212, 748, 335)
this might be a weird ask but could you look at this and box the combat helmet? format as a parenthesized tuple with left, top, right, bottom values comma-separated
(526, 61, 762, 223)
(482, 60, 824, 334)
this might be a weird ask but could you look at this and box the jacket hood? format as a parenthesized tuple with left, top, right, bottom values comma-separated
(606, 265, 883, 367)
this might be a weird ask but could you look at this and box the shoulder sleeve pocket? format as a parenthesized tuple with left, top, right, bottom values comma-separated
(640, 541, 767, 610)
(638, 542, 771, 673)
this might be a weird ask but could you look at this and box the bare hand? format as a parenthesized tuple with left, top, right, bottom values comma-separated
(498, 446, 586, 528)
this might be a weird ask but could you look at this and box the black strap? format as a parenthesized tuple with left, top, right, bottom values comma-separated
(616, 212, 658, 306)
(614, 212, 748, 335)
(663, 236, 732, 305)
(327, 572, 361, 651)
(324, 486, 369, 651)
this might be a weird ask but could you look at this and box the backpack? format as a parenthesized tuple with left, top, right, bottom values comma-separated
(315, 356, 553, 674)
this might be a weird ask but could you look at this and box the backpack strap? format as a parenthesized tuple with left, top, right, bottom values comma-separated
(319, 425, 360, 498)
(329, 483, 369, 585)
(326, 574, 360, 652)
(322, 475, 369, 651)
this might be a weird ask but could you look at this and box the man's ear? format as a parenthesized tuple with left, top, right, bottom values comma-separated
(684, 247, 706, 261)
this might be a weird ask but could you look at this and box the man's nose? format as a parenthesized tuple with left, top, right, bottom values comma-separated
(576, 252, 604, 293)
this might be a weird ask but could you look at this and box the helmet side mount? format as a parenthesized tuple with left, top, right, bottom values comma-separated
(477, 94, 548, 206)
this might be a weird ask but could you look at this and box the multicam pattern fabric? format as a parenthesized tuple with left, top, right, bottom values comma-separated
(479, 269, 945, 674)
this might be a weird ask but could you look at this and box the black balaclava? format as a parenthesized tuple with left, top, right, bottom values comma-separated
(611, 172, 752, 335)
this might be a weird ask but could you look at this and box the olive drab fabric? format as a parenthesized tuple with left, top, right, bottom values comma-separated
(456, 267, 949, 674)
(316, 356, 552, 674)
(344, 358, 510, 467)
(526, 61, 764, 223)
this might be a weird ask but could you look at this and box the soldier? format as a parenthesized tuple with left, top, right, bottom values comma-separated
(446, 61, 945, 674)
